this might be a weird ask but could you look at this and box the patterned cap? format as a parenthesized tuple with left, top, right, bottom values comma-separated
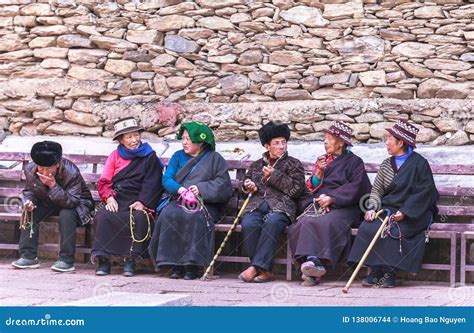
(323, 121, 353, 146)
(113, 117, 144, 141)
(386, 119, 419, 148)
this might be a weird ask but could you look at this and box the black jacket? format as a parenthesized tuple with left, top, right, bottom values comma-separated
(242, 152, 306, 223)
(22, 158, 94, 226)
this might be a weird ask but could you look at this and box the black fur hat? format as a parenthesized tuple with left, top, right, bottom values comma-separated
(31, 141, 62, 167)
(258, 121, 291, 146)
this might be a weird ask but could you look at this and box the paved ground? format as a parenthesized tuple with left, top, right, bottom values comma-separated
(1, 259, 472, 306)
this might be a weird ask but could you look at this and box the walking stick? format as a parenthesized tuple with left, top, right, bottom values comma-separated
(201, 192, 253, 281)
(342, 210, 388, 294)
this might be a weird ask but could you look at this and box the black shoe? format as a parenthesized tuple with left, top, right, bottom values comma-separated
(123, 258, 135, 277)
(96, 257, 111, 276)
(379, 272, 396, 288)
(184, 265, 198, 280)
(170, 266, 184, 279)
(361, 269, 383, 287)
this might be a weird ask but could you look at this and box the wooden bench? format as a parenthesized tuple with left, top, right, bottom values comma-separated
(0, 152, 473, 285)
(213, 161, 474, 284)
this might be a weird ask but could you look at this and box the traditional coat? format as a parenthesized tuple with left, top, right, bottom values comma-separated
(348, 152, 439, 272)
(288, 151, 371, 266)
(92, 150, 163, 259)
(149, 149, 232, 268)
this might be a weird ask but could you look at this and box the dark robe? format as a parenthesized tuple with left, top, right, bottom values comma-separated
(92, 153, 163, 259)
(149, 150, 232, 268)
(288, 151, 371, 266)
(348, 152, 439, 273)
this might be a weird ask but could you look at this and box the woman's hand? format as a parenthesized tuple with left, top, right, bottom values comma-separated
(129, 201, 145, 211)
(365, 209, 376, 222)
(315, 194, 333, 208)
(105, 197, 118, 212)
(188, 185, 200, 197)
(177, 187, 187, 195)
(393, 210, 405, 222)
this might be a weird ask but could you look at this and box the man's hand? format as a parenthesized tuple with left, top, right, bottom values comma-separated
(243, 179, 257, 193)
(188, 185, 200, 197)
(262, 165, 275, 178)
(315, 194, 333, 208)
(36, 172, 56, 189)
(129, 201, 145, 211)
(105, 197, 118, 212)
(365, 209, 376, 222)
(23, 200, 35, 212)
(393, 210, 405, 222)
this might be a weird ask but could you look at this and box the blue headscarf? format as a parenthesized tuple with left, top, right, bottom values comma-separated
(117, 142, 154, 160)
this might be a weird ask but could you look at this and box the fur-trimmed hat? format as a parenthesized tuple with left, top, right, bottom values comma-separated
(258, 121, 291, 146)
(31, 141, 62, 167)
(113, 117, 144, 141)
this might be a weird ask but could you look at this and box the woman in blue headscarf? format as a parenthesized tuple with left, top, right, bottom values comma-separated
(92, 117, 164, 277)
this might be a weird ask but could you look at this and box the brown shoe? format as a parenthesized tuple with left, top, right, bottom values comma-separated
(238, 266, 258, 282)
(254, 271, 274, 283)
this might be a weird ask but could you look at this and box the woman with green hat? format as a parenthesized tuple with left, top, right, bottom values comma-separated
(149, 122, 233, 280)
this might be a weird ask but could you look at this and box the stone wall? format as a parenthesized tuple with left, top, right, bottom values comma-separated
(0, 0, 473, 144)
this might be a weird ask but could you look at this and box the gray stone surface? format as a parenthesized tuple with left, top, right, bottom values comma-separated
(0, 260, 472, 306)
(64, 292, 191, 306)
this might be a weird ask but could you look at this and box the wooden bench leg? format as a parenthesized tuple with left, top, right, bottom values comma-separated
(286, 240, 292, 281)
(450, 232, 457, 286)
(460, 233, 466, 285)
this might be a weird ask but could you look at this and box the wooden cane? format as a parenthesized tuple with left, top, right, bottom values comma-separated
(342, 210, 387, 294)
(201, 192, 253, 281)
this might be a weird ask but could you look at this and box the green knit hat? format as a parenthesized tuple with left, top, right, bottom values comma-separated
(177, 122, 215, 151)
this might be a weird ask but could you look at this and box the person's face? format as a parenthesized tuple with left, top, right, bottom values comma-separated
(37, 164, 59, 178)
(181, 130, 202, 157)
(324, 133, 344, 155)
(264, 137, 287, 159)
(119, 131, 141, 149)
(385, 132, 405, 156)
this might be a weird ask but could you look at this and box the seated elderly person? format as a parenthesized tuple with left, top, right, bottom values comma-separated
(239, 121, 306, 283)
(149, 122, 232, 280)
(288, 121, 371, 286)
(12, 141, 94, 272)
(348, 120, 439, 288)
(92, 117, 164, 277)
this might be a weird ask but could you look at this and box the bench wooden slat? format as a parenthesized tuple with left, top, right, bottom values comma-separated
(438, 206, 474, 217)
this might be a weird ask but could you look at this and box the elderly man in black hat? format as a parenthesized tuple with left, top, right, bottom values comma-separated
(238, 121, 306, 283)
(11, 141, 94, 272)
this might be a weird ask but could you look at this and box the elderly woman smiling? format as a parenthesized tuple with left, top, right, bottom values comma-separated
(92, 117, 164, 277)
